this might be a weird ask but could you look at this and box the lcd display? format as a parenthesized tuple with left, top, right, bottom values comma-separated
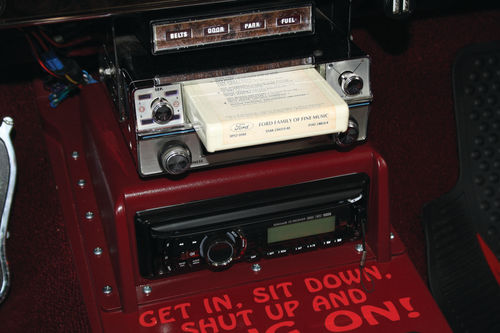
(267, 216, 335, 244)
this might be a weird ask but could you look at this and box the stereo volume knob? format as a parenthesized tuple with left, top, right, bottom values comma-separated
(200, 231, 246, 269)
(158, 143, 192, 175)
(151, 98, 174, 124)
(338, 71, 364, 96)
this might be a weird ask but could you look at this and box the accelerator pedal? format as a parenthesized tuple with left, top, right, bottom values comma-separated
(422, 41, 500, 333)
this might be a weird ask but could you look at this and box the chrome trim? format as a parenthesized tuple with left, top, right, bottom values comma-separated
(0, 117, 16, 304)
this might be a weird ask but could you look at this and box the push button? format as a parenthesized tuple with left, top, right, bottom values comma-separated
(276, 248, 288, 256)
(292, 244, 305, 253)
(163, 263, 176, 275)
(244, 250, 260, 262)
(189, 258, 202, 268)
(156, 259, 171, 276)
(321, 238, 334, 247)
(180, 249, 200, 260)
(265, 249, 277, 257)
(177, 261, 189, 271)
(305, 242, 317, 250)
(334, 237, 344, 245)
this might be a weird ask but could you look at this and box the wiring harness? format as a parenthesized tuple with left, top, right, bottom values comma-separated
(23, 27, 98, 107)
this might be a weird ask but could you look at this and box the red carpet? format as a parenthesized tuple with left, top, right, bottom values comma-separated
(0, 83, 90, 331)
(0, 8, 499, 331)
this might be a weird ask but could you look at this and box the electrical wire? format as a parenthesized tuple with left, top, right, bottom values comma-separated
(38, 28, 92, 49)
(21, 28, 97, 107)
(30, 31, 49, 52)
(23, 33, 64, 80)
(64, 74, 79, 85)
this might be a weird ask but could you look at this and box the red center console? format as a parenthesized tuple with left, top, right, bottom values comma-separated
(37, 81, 451, 332)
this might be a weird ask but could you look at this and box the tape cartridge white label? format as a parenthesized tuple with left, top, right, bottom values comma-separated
(183, 67, 349, 152)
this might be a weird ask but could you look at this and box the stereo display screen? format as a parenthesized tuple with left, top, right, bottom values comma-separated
(267, 216, 335, 244)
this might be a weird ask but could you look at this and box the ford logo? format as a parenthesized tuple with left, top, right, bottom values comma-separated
(231, 123, 253, 132)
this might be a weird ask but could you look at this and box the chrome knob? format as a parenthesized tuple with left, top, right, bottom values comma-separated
(151, 98, 174, 124)
(338, 71, 364, 96)
(158, 143, 191, 175)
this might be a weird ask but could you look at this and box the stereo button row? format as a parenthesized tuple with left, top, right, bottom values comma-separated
(265, 248, 289, 258)
(158, 235, 346, 276)
(266, 237, 344, 258)
(159, 258, 203, 276)
(174, 239, 199, 249)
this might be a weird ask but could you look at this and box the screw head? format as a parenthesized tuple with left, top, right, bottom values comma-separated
(143, 285, 152, 295)
(103, 285, 112, 295)
(72, 151, 79, 160)
(355, 243, 364, 253)
(251, 263, 261, 272)
(85, 211, 94, 220)
(77, 179, 86, 188)
(93, 247, 103, 256)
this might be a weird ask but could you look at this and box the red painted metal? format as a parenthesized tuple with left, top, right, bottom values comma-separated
(101, 255, 451, 333)
(37, 81, 451, 332)
(477, 234, 500, 285)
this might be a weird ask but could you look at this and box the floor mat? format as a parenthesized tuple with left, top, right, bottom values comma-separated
(422, 41, 500, 333)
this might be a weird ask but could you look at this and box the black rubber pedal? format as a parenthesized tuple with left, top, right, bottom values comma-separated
(422, 41, 500, 333)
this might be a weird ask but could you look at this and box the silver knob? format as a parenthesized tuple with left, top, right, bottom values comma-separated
(205, 239, 235, 268)
(158, 143, 191, 175)
(151, 98, 174, 124)
(338, 71, 364, 96)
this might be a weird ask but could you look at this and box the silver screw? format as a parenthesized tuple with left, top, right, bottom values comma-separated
(93, 247, 103, 256)
(251, 263, 261, 272)
(355, 243, 364, 253)
(72, 151, 79, 160)
(103, 285, 112, 295)
(143, 285, 152, 295)
(77, 179, 86, 188)
(101, 67, 115, 76)
(85, 211, 94, 220)
(390, 232, 395, 240)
